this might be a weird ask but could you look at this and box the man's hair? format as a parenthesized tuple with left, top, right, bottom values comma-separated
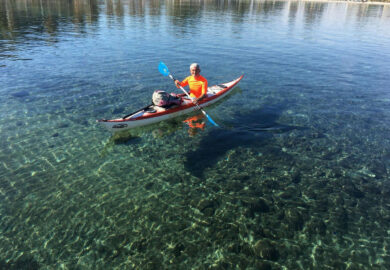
(190, 63, 200, 70)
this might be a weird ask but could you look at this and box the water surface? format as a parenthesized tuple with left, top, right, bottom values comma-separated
(1, 0, 390, 269)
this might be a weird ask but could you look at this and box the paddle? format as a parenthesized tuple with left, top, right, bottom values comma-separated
(158, 62, 219, 127)
(122, 103, 153, 119)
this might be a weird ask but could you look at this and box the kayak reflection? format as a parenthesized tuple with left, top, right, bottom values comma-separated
(106, 112, 206, 145)
(183, 113, 206, 137)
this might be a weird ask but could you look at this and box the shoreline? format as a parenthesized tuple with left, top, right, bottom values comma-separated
(299, 0, 390, 4)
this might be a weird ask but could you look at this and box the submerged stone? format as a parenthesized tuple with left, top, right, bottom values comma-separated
(144, 182, 154, 190)
(330, 208, 349, 232)
(342, 182, 364, 199)
(253, 261, 272, 270)
(57, 123, 70, 129)
(285, 208, 304, 231)
(306, 218, 327, 236)
(241, 197, 270, 217)
(279, 186, 300, 200)
(227, 242, 253, 256)
(197, 198, 218, 216)
(0, 255, 39, 270)
(314, 199, 328, 212)
(368, 160, 387, 179)
(253, 239, 279, 261)
(113, 107, 125, 114)
(203, 207, 215, 217)
(226, 180, 244, 192)
(291, 171, 301, 184)
(11, 90, 30, 98)
(173, 243, 185, 257)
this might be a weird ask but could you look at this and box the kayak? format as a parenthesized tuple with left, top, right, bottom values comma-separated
(97, 75, 243, 132)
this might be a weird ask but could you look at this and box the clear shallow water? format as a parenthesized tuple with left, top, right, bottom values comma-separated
(1, 0, 390, 269)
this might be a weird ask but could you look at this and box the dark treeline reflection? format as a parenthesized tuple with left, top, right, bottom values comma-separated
(0, 0, 388, 47)
(0, 0, 99, 38)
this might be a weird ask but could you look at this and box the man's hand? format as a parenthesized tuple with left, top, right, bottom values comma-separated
(192, 96, 204, 104)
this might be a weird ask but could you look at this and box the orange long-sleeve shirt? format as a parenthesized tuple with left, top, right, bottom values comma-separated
(177, 75, 208, 98)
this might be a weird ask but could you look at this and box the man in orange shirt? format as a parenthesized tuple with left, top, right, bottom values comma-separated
(174, 63, 208, 104)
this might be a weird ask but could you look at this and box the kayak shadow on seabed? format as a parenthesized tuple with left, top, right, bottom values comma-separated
(183, 103, 307, 178)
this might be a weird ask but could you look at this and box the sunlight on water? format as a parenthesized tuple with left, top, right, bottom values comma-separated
(1, 0, 390, 269)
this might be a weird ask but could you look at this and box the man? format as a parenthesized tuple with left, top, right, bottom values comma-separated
(174, 63, 208, 104)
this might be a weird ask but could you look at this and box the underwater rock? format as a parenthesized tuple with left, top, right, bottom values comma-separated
(227, 255, 251, 269)
(332, 194, 345, 207)
(197, 198, 218, 216)
(203, 207, 215, 217)
(241, 197, 270, 217)
(330, 167, 343, 178)
(361, 182, 380, 196)
(342, 182, 364, 199)
(285, 208, 304, 231)
(262, 179, 280, 190)
(227, 242, 253, 256)
(251, 223, 266, 238)
(253, 261, 273, 270)
(382, 185, 390, 198)
(197, 198, 213, 210)
(291, 171, 301, 184)
(215, 228, 237, 242)
(306, 218, 327, 236)
(304, 188, 317, 200)
(173, 243, 185, 257)
(144, 259, 162, 270)
(144, 182, 154, 190)
(328, 260, 346, 269)
(183, 243, 201, 257)
(165, 173, 186, 184)
(226, 180, 244, 192)
(234, 173, 251, 182)
(278, 186, 300, 200)
(253, 239, 279, 261)
(11, 90, 30, 98)
(345, 262, 364, 270)
(113, 107, 125, 114)
(0, 255, 39, 270)
(208, 261, 231, 270)
(330, 207, 349, 232)
(130, 238, 148, 252)
(57, 123, 70, 128)
(105, 233, 129, 248)
(314, 199, 328, 212)
(368, 159, 387, 179)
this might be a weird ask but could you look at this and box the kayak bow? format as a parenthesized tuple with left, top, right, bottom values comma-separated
(97, 75, 243, 132)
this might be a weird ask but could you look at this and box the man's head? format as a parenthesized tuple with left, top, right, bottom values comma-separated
(190, 63, 200, 77)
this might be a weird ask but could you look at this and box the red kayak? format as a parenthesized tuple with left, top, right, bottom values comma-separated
(97, 75, 243, 132)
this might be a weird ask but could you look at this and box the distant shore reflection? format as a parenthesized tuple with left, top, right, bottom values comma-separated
(1, 0, 388, 40)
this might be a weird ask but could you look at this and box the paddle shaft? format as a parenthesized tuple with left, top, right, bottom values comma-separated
(168, 74, 208, 116)
(122, 103, 153, 119)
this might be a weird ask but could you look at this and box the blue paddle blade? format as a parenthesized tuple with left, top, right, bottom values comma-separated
(158, 62, 170, 76)
(205, 113, 219, 127)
